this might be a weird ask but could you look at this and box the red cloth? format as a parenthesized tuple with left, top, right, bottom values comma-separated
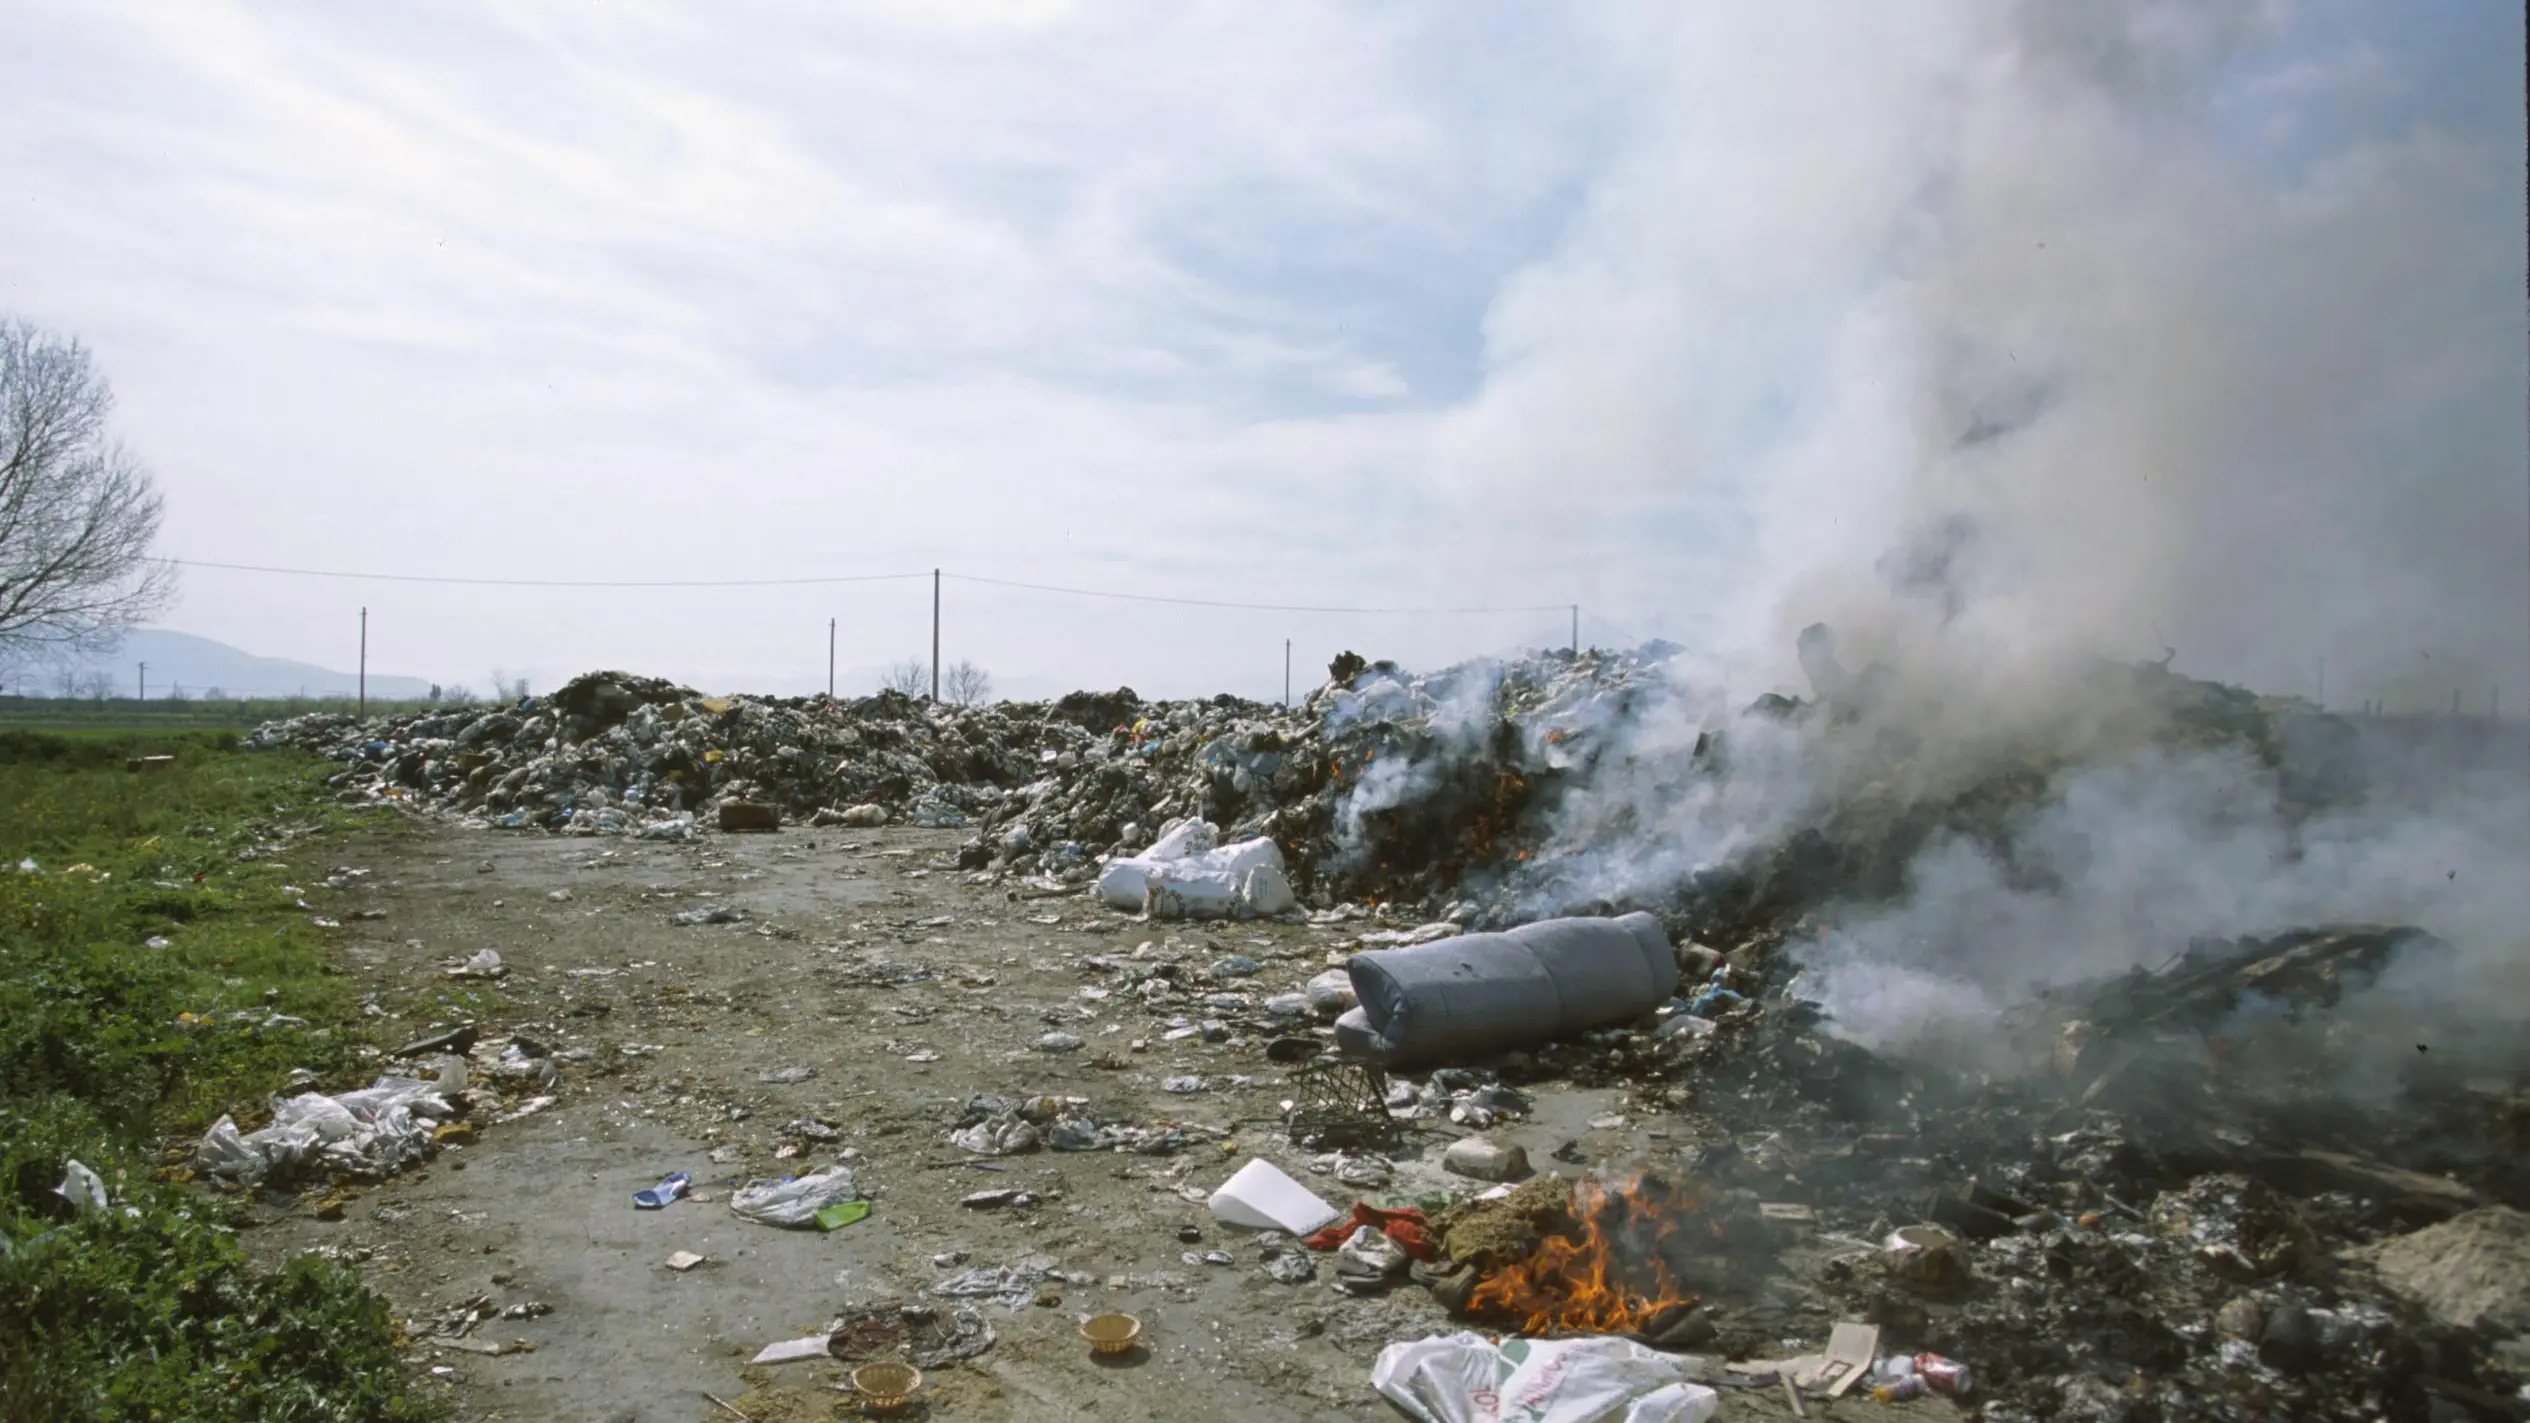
(1303, 1203, 1434, 1261)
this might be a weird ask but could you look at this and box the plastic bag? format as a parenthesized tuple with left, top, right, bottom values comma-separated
(55, 1160, 108, 1212)
(198, 1116, 268, 1183)
(1369, 1333, 1718, 1423)
(730, 1166, 857, 1227)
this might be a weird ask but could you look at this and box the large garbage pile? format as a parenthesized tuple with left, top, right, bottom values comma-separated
(247, 649, 1689, 908)
(251, 645, 2372, 939)
(250, 673, 1111, 843)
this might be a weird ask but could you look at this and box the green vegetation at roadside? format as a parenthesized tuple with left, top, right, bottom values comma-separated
(0, 731, 441, 1423)
(0, 695, 443, 734)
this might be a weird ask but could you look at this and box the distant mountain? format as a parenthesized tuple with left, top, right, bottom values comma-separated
(18, 628, 436, 701)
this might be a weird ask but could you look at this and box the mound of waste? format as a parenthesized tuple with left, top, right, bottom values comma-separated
(253, 640, 2374, 942)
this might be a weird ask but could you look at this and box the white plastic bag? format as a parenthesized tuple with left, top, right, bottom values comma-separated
(1371, 1333, 1502, 1423)
(1370, 1333, 1718, 1423)
(55, 1160, 108, 1212)
(730, 1166, 857, 1227)
(1140, 837, 1297, 920)
(197, 1116, 268, 1183)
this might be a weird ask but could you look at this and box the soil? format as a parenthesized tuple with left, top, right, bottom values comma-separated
(229, 816, 1951, 1422)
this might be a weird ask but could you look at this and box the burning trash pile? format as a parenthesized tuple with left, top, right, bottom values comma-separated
(1215, 899, 2525, 1418)
(249, 639, 2364, 937)
(246, 647, 1685, 909)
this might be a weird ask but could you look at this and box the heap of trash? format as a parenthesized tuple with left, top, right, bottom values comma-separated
(251, 638, 2377, 946)
(246, 650, 1683, 906)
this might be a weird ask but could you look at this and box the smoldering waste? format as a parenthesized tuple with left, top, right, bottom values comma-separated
(247, 644, 2529, 1420)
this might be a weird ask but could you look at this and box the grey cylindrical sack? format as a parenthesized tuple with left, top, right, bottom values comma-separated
(1335, 912, 1677, 1067)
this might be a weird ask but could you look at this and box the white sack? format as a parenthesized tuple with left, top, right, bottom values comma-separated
(1370, 1333, 1718, 1423)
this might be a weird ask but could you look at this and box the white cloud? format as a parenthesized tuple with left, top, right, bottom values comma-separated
(0, 0, 2517, 708)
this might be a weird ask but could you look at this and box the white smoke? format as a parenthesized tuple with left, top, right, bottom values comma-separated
(1422, 1, 2530, 1069)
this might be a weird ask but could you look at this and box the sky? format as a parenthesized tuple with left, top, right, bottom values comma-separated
(3, 0, 2522, 705)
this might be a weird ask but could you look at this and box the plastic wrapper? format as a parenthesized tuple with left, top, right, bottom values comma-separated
(730, 1166, 858, 1227)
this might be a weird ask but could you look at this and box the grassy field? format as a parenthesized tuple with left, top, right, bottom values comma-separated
(0, 696, 443, 733)
(0, 731, 441, 1423)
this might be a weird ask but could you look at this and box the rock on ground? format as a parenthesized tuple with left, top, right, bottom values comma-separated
(2364, 1205, 2530, 1335)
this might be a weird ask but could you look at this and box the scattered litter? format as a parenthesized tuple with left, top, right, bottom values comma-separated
(197, 1074, 459, 1185)
(445, 949, 506, 979)
(1209, 1158, 1339, 1235)
(673, 904, 746, 926)
(730, 1166, 857, 1228)
(814, 1199, 872, 1230)
(633, 1172, 690, 1209)
(389, 1024, 479, 1058)
(665, 1251, 706, 1272)
(748, 1334, 832, 1366)
(1262, 1248, 1318, 1284)
(930, 1264, 1058, 1310)
(1333, 1224, 1410, 1294)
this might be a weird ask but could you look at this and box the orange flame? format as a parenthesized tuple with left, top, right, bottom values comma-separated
(1466, 1177, 1699, 1336)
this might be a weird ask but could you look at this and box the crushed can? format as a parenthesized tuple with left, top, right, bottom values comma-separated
(1914, 1352, 1971, 1396)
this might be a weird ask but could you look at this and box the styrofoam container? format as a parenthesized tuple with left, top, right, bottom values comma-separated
(1207, 1158, 1339, 1235)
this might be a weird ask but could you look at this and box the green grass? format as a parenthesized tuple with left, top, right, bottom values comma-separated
(0, 696, 444, 733)
(0, 731, 441, 1423)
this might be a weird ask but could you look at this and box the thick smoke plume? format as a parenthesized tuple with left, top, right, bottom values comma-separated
(1429, 2, 2529, 1074)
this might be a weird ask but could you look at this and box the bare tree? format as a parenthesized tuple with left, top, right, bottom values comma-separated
(943, 659, 993, 707)
(441, 683, 478, 706)
(77, 668, 114, 700)
(0, 320, 175, 670)
(880, 658, 930, 697)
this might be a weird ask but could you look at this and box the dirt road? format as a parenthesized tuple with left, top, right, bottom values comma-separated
(233, 816, 1706, 1422)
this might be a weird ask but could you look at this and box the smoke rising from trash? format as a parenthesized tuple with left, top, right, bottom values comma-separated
(1386, 0, 2530, 1076)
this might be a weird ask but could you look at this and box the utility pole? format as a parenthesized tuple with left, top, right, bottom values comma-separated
(1570, 605, 1579, 656)
(2316, 656, 2325, 709)
(828, 617, 836, 698)
(930, 569, 941, 703)
(1284, 639, 1292, 708)
(358, 607, 368, 716)
(137, 662, 146, 701)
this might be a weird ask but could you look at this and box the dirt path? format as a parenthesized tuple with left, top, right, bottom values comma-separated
(231, 816, 1667, 1422)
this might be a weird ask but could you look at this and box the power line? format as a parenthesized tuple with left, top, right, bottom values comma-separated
(156, 558, 931, 589)
(157, 556, 1583, 617)
(943, 571, 1571, 616)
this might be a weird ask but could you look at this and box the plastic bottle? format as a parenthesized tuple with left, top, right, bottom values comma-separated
(1914, 1352, 1971, 1396)
(1870, 1374, 1926, 1402)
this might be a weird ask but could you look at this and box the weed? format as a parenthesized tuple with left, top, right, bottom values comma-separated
(0, 732, 441, 1422)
